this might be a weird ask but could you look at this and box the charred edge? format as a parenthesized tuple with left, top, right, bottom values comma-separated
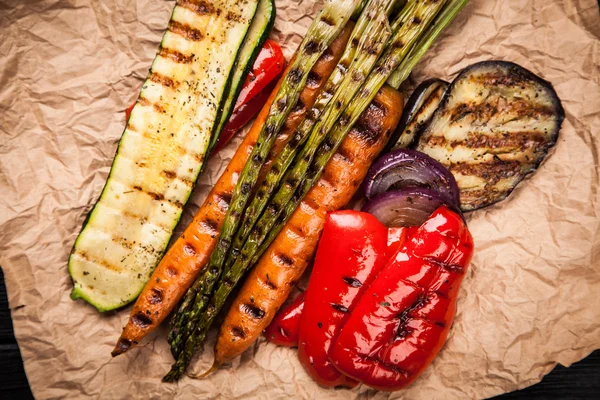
(178, 0, 216, 16)
(114, 338, 132, 354)
(331, 303, 349, 313)
(231, 326, 246, 339)
(306, 71, 321, 89)
(149, 288, 163, 305)
(132, 312, 153, 328)
(159, 46, 194, 64)
(168, 21, 204, 42)
(241, 303, 266, 319)
(200, 218, 220, 236)
(342, 276, 362, 288)
(351, 120, 379, 146)
(150, 71, 177, 89)
(275, 252, 294, 267)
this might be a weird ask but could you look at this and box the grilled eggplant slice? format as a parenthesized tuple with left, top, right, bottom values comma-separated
(388, 78, 448, 150)
(69, 0, 261, 311)
(417, 61, 564, 211)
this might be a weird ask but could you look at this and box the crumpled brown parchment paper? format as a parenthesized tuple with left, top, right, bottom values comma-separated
(1, 0, 599, 399)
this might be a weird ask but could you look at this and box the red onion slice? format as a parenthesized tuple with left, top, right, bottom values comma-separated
(364, 149, 460, 207)
(361, 188, 450, 227)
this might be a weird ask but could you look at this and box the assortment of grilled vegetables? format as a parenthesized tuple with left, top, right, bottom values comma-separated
(66, 0, 564, 392)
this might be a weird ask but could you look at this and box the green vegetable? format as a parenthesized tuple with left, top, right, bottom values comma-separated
(245, 0, 450, 273)
(209, 0, 276, 153)
(164, 0, 362, 381)
(68, 0, 261, 312)
(224, 0, 396, 280)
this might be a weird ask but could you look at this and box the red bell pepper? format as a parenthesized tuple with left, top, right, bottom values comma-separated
(297, 211, 390, 388)
(265, 227, 414, 349)
(265, 292, 305, 347)
(125, 40, 285, 151)
(329, 206, 474, 391)
(213, 39, 285, 152)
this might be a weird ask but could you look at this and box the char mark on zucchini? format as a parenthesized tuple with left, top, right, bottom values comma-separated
(417, 61, 564, 211)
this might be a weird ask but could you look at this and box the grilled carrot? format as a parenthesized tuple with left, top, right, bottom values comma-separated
(112, 25, 354, 357)
(214, 84, 404, 367)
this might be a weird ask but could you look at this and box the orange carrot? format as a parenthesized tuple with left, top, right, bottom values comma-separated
(112, 24, 355, 356)
(214, 85, 404, 367)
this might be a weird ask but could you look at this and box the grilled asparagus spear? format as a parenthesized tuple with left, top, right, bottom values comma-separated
(239, 0, 449, 274)
(224, 0, 396, 278)
(163, 0, 362, 381)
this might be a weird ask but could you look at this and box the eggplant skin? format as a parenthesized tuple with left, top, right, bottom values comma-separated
(417, 61, 565, 211)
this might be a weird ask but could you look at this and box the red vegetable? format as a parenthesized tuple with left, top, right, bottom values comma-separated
(297, 211, 390, 388)
(266, 226, 414, 349)
(213, 78, 277, 153)
(265, 292, 305, 347)
(329, 206, 474, 391)
(214, 39, 285, 152)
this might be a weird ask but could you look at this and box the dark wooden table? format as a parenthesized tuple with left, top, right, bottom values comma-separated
(1, 268, 598, 399)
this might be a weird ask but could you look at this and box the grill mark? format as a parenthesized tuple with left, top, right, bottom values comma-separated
(132, 312, 153, 328)
(149, 288, 163, 304)
(183, 243, 196, 256)
(264, 278, 277, 290)
(177, 0, 216, 16)
(159, 46, 194, 64)
(137, 97, 151, 107)
(241, 303, 266, 319)
(73, 251, 121, 272)
(215, 192, 231, 212)
(349, 119, 379, 145)
(275, 252, 294, 267)
(306, 71, 321, 88)
(168, 20, 204, 42)
(231, 326, 246, 339)
(425, 131, 548, 152)
(334, 145, 354, 164)
(450, 160, 523, 183)
(342, 276, 362, 288)
(149, 71, 177, 89)
(200, 218, 219, 236)
(331, 303, 349, 313)
(162, 170, 177, 179)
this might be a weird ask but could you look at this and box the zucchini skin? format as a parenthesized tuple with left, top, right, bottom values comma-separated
(69, 0, 260, 312)
(210, 0, 276, 153)
(417, 60, 565, 211)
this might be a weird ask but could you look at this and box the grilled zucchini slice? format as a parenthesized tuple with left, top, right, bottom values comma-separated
(417, 61, 564, 211)
(69, 0, 260, 312)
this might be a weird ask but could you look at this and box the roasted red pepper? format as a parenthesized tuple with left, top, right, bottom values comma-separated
(329, 206, 474, 391)
(265, 292, 305, 347)
(266, 227, 414, 349)
(297, 211, 390, 388)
